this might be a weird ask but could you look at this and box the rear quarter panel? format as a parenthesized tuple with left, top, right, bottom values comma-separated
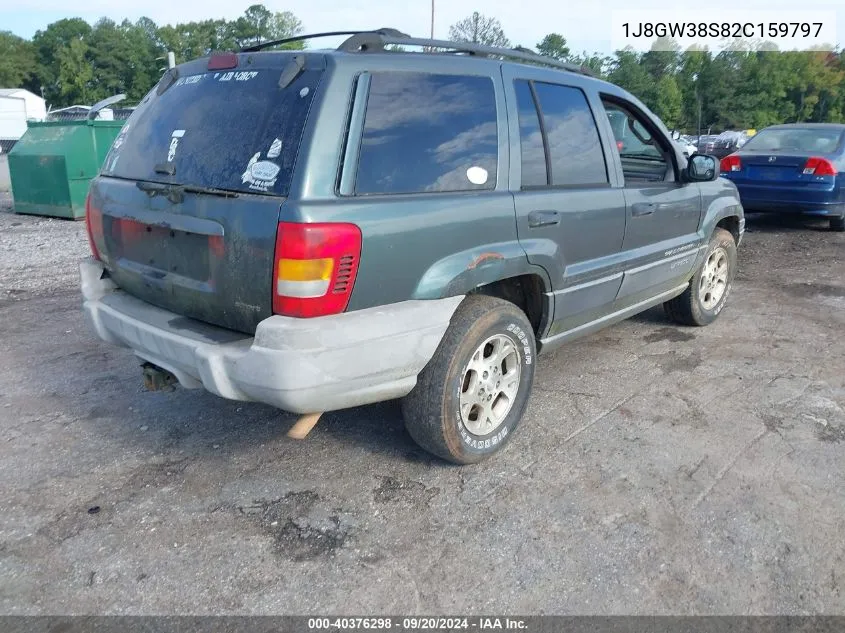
(285, 56, 551, 312)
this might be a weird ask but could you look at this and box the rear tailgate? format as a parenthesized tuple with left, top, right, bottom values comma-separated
(90, 53, 325, 333)
(90, 178, 284, 333)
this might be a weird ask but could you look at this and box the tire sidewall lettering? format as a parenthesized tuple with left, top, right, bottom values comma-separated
(454, 320, 533, 452)
(505, 323, 532, 365)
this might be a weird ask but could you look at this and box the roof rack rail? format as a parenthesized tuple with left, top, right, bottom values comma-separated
(240, 28, 409, 53)
(337, 31, 596, 77)
(240, 28, 594, 77)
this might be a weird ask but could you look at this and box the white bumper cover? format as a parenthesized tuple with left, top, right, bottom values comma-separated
(80, 259, 463, 414)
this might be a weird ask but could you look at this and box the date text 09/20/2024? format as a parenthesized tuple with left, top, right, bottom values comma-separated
(307, 618, 528, 630)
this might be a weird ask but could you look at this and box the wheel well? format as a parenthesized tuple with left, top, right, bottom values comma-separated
(470, 274, 547, 337)
(716, 216, 741, 243)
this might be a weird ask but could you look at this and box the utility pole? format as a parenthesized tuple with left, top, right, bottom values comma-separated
(430, 0, 435, 39)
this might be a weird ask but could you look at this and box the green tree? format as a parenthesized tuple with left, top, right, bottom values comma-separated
(56, 37, 93, 104)
(448, 12, 510, 47)
(158, 19, 238, 64)
(0, 32, 37, 89)
(536, 33, 569, 61)
(32, 18, 92, 104)
(652, 75, 682, 128)
(569, 52, 610, 78)
(232, 4, 303, 49)
(607, 48, 651, 100)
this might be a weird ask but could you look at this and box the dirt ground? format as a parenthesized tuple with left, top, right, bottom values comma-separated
(0, 192, 843, 615)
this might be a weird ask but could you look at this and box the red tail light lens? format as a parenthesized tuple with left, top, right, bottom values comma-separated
(720, 154, 742, 173)
(802, 157, 837, 176)
(85, 192, 103, 261)
(272, 222, 362, 318)
(616, 140, 624, 152)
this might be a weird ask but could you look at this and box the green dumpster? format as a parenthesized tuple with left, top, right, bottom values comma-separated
(8, 119, 125, 219)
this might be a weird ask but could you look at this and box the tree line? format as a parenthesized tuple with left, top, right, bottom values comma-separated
(1, 7, 843, 133)
(453, 13, 845, 133)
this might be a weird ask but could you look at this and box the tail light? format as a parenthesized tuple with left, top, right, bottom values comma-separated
(802, 157, 837, 176)
(85, 192, 103, 261)
(273, 222, 362, 318)
(616, 140, 624, 152)
(720, 155, 742, 173)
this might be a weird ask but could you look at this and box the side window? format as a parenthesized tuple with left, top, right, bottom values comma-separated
(532, 82, 608, 187)
(355, 72, 498, 195)
(602, 100, 669, 182)
(514, 80, 548, 188)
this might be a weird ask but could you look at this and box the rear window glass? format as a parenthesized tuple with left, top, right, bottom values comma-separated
(742, 128, 845, 153)
(103, 65, 322, 196)
(355, 72, 498, 195)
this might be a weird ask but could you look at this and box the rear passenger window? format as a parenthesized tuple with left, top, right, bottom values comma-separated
(514, 80, 548, 188)
(355, 72, 498, 195)
(532, 82, 608, 187)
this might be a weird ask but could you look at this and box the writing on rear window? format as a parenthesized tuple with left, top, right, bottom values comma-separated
(175, 74, 207, 87)
(218, 71, 259, 82)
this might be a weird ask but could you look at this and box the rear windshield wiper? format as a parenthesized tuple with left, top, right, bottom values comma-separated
(183, 185, 239, 198)
(136, 181, 239, 202)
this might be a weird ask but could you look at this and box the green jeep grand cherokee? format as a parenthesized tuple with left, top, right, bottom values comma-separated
(81, 30, 744, 463)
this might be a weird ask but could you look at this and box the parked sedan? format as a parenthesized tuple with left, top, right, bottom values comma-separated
(719, 123, 845, 231)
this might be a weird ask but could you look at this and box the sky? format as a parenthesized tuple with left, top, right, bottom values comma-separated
(2, 0, 843, 55)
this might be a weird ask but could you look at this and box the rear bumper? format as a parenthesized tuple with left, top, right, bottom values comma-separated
(80, 258, 463, 414)
(732, 182, 845, 216)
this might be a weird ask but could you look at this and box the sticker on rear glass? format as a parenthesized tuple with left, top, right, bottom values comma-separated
(241, 152, 280, 192)
(167, 129, 186, 162)
(267, 138, 282, 159)
(218, 71, 258, 82)
(466, 166, 489, 185)
(175, 74, 206, 87)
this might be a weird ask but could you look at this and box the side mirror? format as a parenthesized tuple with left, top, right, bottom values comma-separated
(671, 130, 681, 140)
(687, 154, 718, 182)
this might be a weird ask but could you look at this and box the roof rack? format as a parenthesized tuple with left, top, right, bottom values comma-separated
(240, 29, 408, 53)
(338, 32, 594, 76)
(240, 28, 595, 77)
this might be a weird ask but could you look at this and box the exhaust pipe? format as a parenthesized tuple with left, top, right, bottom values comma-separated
(141, 362, 178, 392)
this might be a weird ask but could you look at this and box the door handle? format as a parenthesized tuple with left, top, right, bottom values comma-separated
(631, 202, 656, 217)
(527, 210, 561, 228)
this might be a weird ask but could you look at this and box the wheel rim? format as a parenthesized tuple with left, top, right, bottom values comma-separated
(699, 247, 729, 310)
(459, 333, 522, 436)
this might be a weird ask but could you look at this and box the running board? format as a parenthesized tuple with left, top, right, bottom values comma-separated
(539, 283, 688, 353)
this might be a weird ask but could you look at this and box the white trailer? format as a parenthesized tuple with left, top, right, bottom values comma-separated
(0, 89, 48, 148)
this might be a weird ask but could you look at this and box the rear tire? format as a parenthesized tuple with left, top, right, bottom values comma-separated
(831, 216, 845, 232)
(401, 295, 536, 464)
(664, 227, 737, 327)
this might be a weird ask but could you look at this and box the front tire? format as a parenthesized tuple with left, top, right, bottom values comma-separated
(402, 295, 536, 464)
(664, 227, 737, 326)
(831, 216, 845, 232)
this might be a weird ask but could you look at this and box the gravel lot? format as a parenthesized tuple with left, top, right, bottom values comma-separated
(1, 191, 844, 615)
